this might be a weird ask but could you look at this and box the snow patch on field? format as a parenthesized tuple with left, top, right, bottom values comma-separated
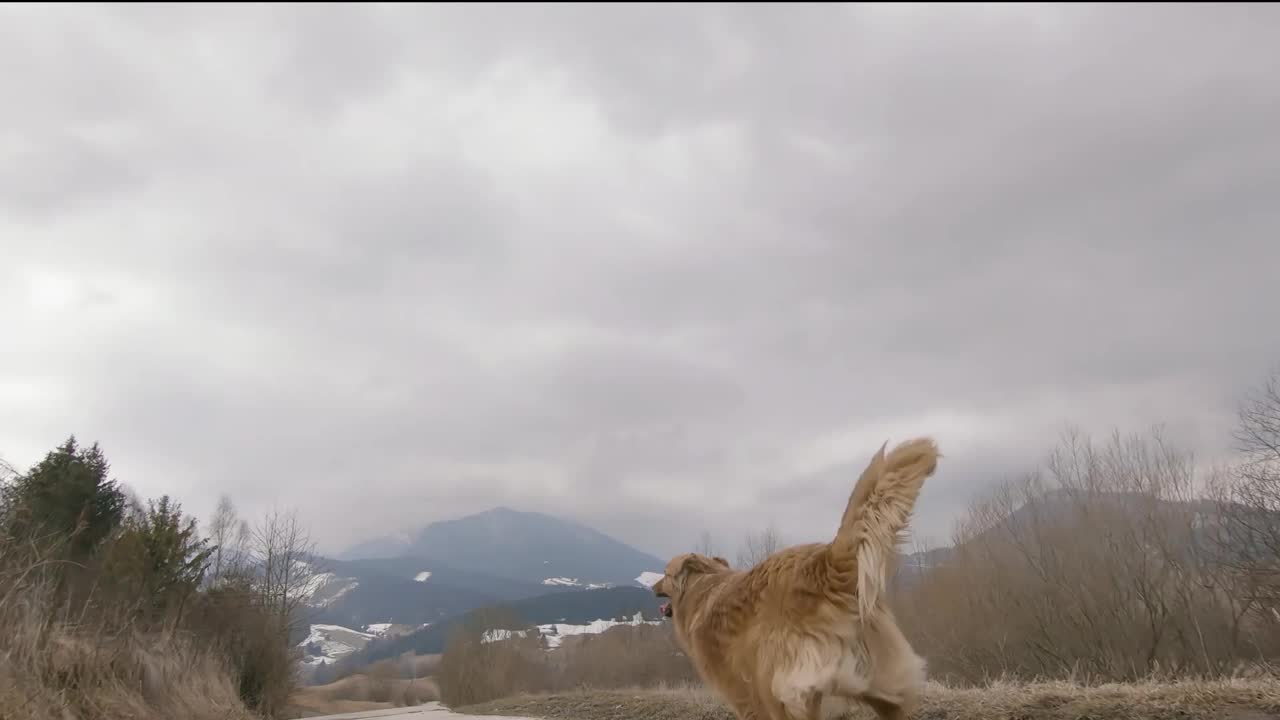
(297, 624, 375, 665)
(542, 577, 613, 589)
(481, 611, 660, 649)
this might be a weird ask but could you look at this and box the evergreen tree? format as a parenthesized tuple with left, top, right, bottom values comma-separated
(1, 435, 126, 558)
(99, 494, 215, 623)
(137, 495, 215, 614)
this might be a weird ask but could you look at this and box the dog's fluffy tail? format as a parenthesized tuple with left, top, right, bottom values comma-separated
(828, 437, 939, 618)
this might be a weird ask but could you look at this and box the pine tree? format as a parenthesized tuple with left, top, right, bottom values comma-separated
(1, 435, 127, 558)
(130, 495, 215, 621)
(97, 494, 217, 625)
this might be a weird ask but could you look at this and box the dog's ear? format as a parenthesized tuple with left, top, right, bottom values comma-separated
(712, 556, 731, 569)
(677, 554, 723, 578)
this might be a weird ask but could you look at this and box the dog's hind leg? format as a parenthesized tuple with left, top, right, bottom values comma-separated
(765, 691, 826, 720)
(802, 692, 831, 720)
(722, 692, 765, 720)
(752, 690, 803, 720)
(852, 609, 924, 718)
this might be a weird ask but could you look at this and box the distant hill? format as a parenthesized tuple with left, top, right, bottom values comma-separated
(313, 585, 661, 682)
(891, 488, 1241, 593)
(301, 558, 564, 629)
(337, 532, 414, 561)
(305, 507, 666, 631)
(338, 506, 666, 587)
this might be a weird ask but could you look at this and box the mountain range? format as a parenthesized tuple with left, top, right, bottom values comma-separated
(336, 506, 664, 585)
(294, 506, 668, 664)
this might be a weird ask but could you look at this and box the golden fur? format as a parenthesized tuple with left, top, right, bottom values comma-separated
(652, 437, 940, 720)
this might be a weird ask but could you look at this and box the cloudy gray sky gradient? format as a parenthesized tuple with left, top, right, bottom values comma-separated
(3, 4, 1279, 559)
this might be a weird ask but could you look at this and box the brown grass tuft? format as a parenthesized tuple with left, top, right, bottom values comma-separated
(288, 670, 438, 717)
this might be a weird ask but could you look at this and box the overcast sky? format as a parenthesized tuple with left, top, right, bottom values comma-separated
(3, 4, 1279, 560)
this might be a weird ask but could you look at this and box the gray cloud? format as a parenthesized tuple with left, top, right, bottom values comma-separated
(3, 4, 1279, 560)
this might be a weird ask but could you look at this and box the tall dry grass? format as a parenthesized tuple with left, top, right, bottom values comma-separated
(552, 623, 698, 689)
(0, 530, 262, 719)
(290, 652, 442, 716)
(307, 665, 439, 705)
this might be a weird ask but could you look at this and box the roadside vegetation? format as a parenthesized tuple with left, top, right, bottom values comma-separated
(0, 437, 313, 719)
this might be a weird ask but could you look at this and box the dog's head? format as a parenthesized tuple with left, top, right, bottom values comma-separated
(653, 552, 731, 619)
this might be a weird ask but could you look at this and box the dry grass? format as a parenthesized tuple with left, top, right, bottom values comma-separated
(457, 677, 1280, 720)
(0, 628, 257, 720)
(437, 620, 695, 707)
(287, 671, 438, 717)
(407, 653, 442, 679)
(0, 550, 254, 720)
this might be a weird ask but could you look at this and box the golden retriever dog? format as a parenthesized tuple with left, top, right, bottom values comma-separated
(652, 437, 939, 720)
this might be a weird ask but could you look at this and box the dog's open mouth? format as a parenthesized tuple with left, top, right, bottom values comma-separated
(653, 579, 671, 619)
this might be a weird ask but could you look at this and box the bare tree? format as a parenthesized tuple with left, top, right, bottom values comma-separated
(736, 524, 781, 569)
(903, 536, 940, 583)
(1235, 367, 1280, 465)
(1209, 367, 1280, 640)
(207, 494, 251, 586)
(249, 507, 322, 637)
(900, 426, 1253, 682)
(693, 530, 719, 558)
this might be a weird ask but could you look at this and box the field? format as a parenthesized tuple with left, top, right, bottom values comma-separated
(457, 680, 1280, 720)
(287, 667, 439, 718)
